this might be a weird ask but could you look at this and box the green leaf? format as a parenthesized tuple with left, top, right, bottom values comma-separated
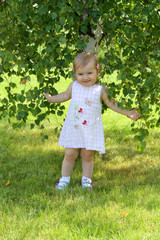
(0, 77, 4, 83)
(9, 82, 16, 88)
(59, 17, 65, 25)
(31, 107, 41, 116)
(59, 37, 66, 44)
(17, 94, 25, 103)
(51, 13, 58, 19)
(57, 110, 63, 116)
(137, 141, 146, 152)
(44, 135, 48, 140)
(18, 104, 23, 110)
(143, 31, 150, 37)
(42, 134, 48, 142)
(19, 111, 26, 118)
(30, 124, 35, 129)
(38, 7, 47, 15)
(55, 24, 61, 31)
(81, 25, 88, 34)
(29, 103, 35, 108)
(16, 111, 28, 120)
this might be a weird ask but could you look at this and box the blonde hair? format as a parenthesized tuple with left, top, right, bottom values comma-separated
(73, 52, 99, 72)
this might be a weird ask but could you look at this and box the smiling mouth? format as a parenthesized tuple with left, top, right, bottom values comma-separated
(83, 80, 90, 83)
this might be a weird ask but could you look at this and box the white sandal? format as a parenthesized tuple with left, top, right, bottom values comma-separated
(55, 178, 69, 190)
(81, 178, 94, 189)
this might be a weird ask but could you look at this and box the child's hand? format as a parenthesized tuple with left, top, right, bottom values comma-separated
(43, 92, 52, 103)
(127, 107, 142, 121)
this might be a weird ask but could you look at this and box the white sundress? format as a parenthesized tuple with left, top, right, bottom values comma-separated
(58, 80, 105, 154)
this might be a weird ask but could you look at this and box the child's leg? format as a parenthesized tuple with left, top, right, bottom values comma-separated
(61, 148, 79, 176)
(81, 149, 94, 178)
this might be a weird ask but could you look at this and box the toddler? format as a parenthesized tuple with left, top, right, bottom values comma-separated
(43, 52, 141, 190)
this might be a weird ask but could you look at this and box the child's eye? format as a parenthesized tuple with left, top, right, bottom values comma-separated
(78, 73, 83, 76)
(88, 72, 92, 74)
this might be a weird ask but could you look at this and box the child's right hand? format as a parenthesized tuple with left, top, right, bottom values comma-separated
(43, 92, 52, 103)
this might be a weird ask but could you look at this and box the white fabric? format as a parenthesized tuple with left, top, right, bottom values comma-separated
(61, 176, 70, 182)
(82, 176, 91, 181)
(81, 177, 93, 188)
(58, 81, 105, 154)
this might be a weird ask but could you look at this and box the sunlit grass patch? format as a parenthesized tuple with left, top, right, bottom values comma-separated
(0, 114, 160, 239)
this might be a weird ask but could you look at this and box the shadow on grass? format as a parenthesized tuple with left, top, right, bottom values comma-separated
(0, 124, 160, 204)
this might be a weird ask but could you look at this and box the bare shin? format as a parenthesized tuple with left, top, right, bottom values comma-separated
(81, 149, 94, 178)
(61, 148, 79, 177)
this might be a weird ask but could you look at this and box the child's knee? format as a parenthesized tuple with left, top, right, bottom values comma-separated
(65, 148, 79, 159)
(81, 149, 94, 161)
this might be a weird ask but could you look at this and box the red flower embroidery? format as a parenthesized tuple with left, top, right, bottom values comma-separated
(78, 108, 83, 113)
(82, 120, 87, 125)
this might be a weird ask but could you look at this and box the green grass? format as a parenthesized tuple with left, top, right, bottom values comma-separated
(0, 113, 160, 239)
(1, 76, 160, 239)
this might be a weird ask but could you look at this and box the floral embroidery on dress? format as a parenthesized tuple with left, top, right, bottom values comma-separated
(78, 108, 83, 113)
(82, 120, 87, 125)
(74, 104, 79, 112)
(73, 104, 81, 121)
(73, 100, 93, 128)
(73, 104, 86, 128)
(85, 98, 94, 106)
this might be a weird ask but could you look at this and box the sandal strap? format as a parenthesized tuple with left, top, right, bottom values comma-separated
(82, 178, 94, 188)
(55, 178, 69, 190)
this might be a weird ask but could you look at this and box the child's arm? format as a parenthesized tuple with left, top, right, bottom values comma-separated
(43, 82, 73, 103)
(101, 86, 141, 121)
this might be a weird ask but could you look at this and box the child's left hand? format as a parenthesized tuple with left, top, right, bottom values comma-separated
(127, 107, 142, 121)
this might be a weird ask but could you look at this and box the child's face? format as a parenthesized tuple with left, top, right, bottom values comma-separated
(75, 60, 98, 87)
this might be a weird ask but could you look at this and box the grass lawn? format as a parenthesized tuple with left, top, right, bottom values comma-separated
(0, 76, 160, 239)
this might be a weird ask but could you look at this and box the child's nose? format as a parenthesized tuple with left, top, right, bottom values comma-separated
(84, 74, 89, 79)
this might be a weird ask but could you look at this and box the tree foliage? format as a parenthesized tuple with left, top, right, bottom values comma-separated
(0, 0, 160, 149)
